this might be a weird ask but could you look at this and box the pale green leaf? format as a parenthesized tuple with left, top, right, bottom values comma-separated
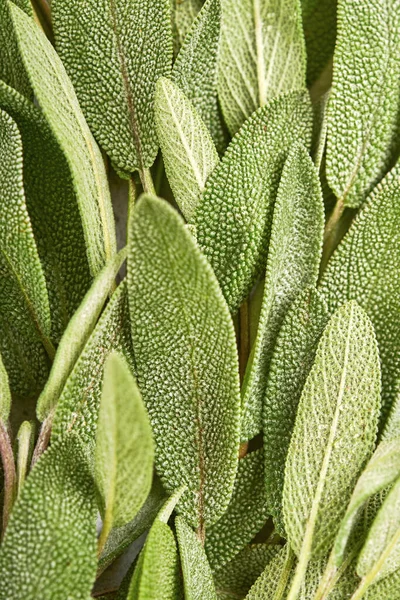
(364, 567, 400, 600)
(15, 420, 34, 495)
(205, 449, 268, 571)
(128, 194, 241, 529)
(172, 0, 203, 49)
(325, 0, 400, 207)
(263, 288, 329, 536)
(301, 0, 337, 86)
(154, 77, 219, 222)
(196, 92, 313, 312)
(383, 382, 400, 442)
(241, 143, 324, 440)
(0, 351, 11, 423)
(0, 0, 32, 97)
(246, 545, 294, 600)
(218, 0, 306, 135)
(52, 0, 173, 172)
(0, 435, 97, 600)
(10, 3, 117, 276)
(283, 301, 381, 561)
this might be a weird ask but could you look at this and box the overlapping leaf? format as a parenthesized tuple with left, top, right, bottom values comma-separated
(0, 0, 32, 98)
(172, 0, 203, 49)
(0, 352, 11, 423)
(301, 0, 337, 86)
(246, 545, 294, 600)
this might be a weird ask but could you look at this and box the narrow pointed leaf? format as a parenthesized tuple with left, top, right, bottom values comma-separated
(301, 0, 337, 86)
(128, 195, 241, 528)
(0, 0, 32, 97)
(52, 0, 173, 172)
(325, 0, 400, 207)
(263, 288, 329, 536)
(10, 3, 117, 276)
(196, 92, 313, 312)
(241, 144, 324, 440)
(173, 0, 203, 49)
(283, 302, 381, 560)
(0, 435, 97, 600)
(0, 352, 11, 423)
(155, 77, 219, 222)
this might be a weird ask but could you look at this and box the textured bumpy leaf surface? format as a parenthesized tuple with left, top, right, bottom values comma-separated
(364, 566, 400, 599)
(320, 166, 400, 420)
(241, 144, 324, 440)
(218, 0, 306, 135)
(301, 0, 337, 85)
(0, 0, 32, 97)
(172, 0, 203, 49)
(128, 195, 241, 528)
(0, 352, 10, 423)
(283, 302, 381, 559)
(176, 516, 217, 600)
(52, 0, 172, 172)
(205, 449, 268, 570)
(10, 3, 117, 276)
(0, 435, 97, 600)
(263, 288, 329, 536)
(96, 352, 154, 528)
(326, 0, 400, 207)
(155, 77, 219, 221)
(246, 545, 293, 599)
(196, 92, 313, 312)
(383, 383, 400, 442)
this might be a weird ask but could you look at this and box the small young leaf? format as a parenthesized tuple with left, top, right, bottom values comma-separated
(154, 77, 219, 221)
(196, 92, 313, 312)
(0, 351, 11, 423)
(241, 144, 324, 440)
(301, 0, 337, 86)
(0, 435, 97, 600)
(0, 0, 32, 97)
(15, 420, 34, 495)
(128, 194, 241, 529)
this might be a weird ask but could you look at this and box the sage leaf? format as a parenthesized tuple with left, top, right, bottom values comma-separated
(283, 302, 381, 565)
(154, 77, 219, 222)
(301, 0, 337, 86)
(241, 143, 324, 440)
(325, 0, 400, 207)
(205, 449, 269, 571)
(218, 0, 306, 135)
(173, 0, 203, 49)
(0, 435, 97, 600)
(196, 92, 313, 312)
(0, 0, 32, 98)
(363, 566, 400, 600)
(383, 382, 400, 442)
(176, 515, 217, 600)
(52, 0, 173, 173)
(15, 420, 34, 495)
(10, 3, 117, 277)
(128, 194, 241, 529)
(0, 351, 11, 423)
(263, 288, 329, 536)
(246, 545, 294, 600)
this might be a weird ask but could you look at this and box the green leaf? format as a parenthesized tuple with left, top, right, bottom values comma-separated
(0, 351, 11, 423)
(301, 0, 337, 86)
(283, 302, 381, 564)
(325, 0, 400, 207)
(172, 0, 203, 49)
(263, 288, 329, 536)
(15, 420, 34, 495)
(205, 449, 269, 571)
(383, 382, 400, 442)
(0, 435, 97, 600)
(246, 545, 294, 600)
(218, 0, 306, 135)
(37, 250, 126, 421)
(0, 0, 32, 97)
(128, 194, 241, 529)
(364, 567, 400, 600)
(176, 515, 217, 600)
(154, 77, 219, 222)
(196, 92, 313, 312)
(241, 143, 324, 440)
(52, 0, 173, 173)
(10, 3, 117, 277)
(320, 166, 400, 420)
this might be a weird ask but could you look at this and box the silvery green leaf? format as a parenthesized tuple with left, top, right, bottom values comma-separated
(0, 435, 97, 600)
(0, 0, 32, 97)
(246, 545, 294, 600)
(283, 302, 381, 563)
(52, 0, 173, 173)
(196, 92, 313, 313)
(325, 0, 400, 207)
(10, 3, 117, 277)
(263, 288, 329, 536)
(173, 0, 203, 49)
(176, 515, 217, 600)
(205, 449, 268, 571)
(154, 77, 219, 222)
(241, 144, 324, 440)
(301, 0, 337, 86)
(218, 0, 306, 135)
(383, 382, 400, 442)
(128, 194, 241, 529)
(0, 352, 11, 423)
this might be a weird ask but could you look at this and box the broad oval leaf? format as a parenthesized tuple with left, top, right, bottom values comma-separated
(0, 0, 32, 97)
(0, 351, 11, 423)
(196, 92, 313, 313)
(241, 143, 324, 440)
(128, 194, 241, 529)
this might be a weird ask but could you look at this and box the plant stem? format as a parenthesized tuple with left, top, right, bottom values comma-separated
(320, 197, 345, 274)
(139, 168, 156, 195)
(97, 507, 112, 557)
(0, 421, 16, 537)
(313, 542, 362, 600)
(196, 520, 206, 546)
(31, 412, 53, 468)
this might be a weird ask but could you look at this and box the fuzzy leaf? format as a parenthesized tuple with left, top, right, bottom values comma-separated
(155, 77, 219, 222)
(205, 449, 268, 570)
(0, 0, 32, 97)
(173, 0, 203, 49)
(325, 0, 400, 207)
(383, 383, 400, 442)
(128, 194, 241, 529)
(241, 144, 324, 440)
(52, 0, 173, 172)
(283, 301, 381, 560)
(301, 0, 337, 86)
(218, 0, 306, 135)
(196, 92, 313, 312)
(263, 288, 329, 536)
(246, 545, 293, 600)
(0, 352, 11, 423)
(0, 435, 97, 600)
(10, 3, 117, 276)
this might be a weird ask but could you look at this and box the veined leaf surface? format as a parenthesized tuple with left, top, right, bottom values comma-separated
(128, 195, 241, 529)
(0, 0, 32, 97)
(172, 0, 203, 49)
(0, 351, 11, 423)
(196, 92, 313, 313)
(383, 382, 400, 442)
(246, 545, 294, 600)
